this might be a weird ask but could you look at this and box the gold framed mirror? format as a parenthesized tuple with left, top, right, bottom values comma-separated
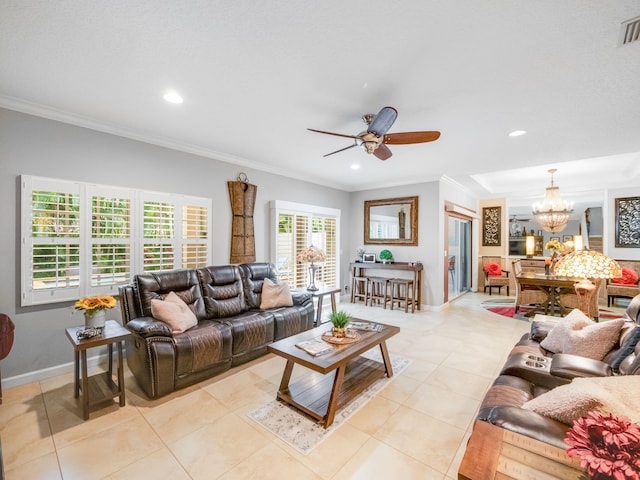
(364, 196, 418, 245)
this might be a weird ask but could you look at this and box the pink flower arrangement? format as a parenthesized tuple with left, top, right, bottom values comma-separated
(565, 411, 640, 480)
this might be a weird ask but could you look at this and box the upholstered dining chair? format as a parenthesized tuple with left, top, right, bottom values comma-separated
(512, 259, 548, 313)
(482, 256, 510, 296)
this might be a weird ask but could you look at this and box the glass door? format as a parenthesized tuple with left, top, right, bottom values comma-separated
(447, 216, 471, 300)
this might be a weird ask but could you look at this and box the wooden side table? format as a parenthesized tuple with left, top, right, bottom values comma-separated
(294, 286, 342, 326)
(65, 320, 131, 420)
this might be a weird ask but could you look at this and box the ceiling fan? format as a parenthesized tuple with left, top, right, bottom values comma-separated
(307, 106, 440, 160)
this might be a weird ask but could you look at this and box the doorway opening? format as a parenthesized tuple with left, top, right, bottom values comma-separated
(446, 215, 472, 301)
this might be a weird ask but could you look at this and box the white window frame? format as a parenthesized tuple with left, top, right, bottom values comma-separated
(21, 175, 212, 306)
(270, 200, 340, 289)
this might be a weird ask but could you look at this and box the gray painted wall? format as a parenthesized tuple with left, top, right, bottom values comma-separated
(0, 107, 353, 381)
(348, 182, 446, 308)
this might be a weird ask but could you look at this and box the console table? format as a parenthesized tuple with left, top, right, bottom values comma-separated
(349, 262, 423, 310)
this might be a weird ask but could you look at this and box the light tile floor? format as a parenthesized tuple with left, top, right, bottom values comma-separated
(1, 292, 531, 480)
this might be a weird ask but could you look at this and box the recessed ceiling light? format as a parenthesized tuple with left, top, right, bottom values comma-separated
(350, 164, 361, 170)
(163, 91, 184, 104)
(509, 130, 527, 137)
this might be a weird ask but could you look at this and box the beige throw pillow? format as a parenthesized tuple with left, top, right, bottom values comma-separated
(539, 309, 592, 353)
(260, 278, 293, 309)
(522, 375, 640, 425)
(540, 309, 624, 360)
(151, 291, 198, 334)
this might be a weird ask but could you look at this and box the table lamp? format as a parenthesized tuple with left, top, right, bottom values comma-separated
(525, 236, 535, 258)
(297, 245, 326, 291)
(553, 250, 621, 318)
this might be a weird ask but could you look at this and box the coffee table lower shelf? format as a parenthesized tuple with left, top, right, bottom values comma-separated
(277, 356, 387, 426)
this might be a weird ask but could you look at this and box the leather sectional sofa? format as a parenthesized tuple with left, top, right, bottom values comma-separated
(459, 295, 640, 479)
(119, 262, 314, 399)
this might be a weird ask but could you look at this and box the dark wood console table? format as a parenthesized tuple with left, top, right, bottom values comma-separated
(349, 262, 423, 310)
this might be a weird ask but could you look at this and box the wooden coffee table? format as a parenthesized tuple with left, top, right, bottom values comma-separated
(267, 319, 400, 427)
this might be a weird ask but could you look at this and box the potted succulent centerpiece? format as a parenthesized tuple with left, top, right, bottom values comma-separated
(379, 249, 393, 264)
(329, 310, 351, 338)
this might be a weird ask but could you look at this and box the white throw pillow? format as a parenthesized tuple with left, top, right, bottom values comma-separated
(540, 309, 623, 361)
(260, 278, 293, 309)
(523, 375, 640, 425)
(151, 291, 198, 334)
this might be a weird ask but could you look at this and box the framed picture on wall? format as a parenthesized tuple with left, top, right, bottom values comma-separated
(563, 235, 573, 242)
(550, 236, 560, 242)
(615, 196, 640, 248)
(482, 206, 501, 246)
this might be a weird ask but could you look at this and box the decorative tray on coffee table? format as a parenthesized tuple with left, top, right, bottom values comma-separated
(321, 330, 361, 345)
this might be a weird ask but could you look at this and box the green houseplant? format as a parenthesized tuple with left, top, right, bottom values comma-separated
(329, 310, 351, 338)
(379, 249, 393, 264)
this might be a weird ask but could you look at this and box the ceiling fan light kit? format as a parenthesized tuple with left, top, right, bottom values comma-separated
(308, 106, 440, 160)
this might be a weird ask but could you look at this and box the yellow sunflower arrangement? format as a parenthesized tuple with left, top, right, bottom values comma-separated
(74, 295, 117, 315)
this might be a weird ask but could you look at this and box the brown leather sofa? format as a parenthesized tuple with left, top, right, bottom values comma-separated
(119, 262, 314, 399)
(460, 295, 640, 478)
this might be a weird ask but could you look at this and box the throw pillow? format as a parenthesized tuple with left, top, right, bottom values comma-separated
(260, 278, 293, 309)
(484, 262, 502, 276)
(150, 291, 198, 334)
(612, 267, 639, 285)
(540, 310, 624, 361)
(522, 375, 640, 425)
(539, 309, 592, 353)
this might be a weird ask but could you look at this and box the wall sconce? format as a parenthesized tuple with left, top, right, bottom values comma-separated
(525, 235, 535, 258)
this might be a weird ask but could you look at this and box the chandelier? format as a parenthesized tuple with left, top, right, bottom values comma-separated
(532, 168, 574, 233)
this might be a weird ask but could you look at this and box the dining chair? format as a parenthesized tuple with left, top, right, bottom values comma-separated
(482, 256, 510, 296)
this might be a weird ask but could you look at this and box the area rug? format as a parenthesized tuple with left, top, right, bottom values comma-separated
(247, 350, 410, 455)
(482, 299, 625, 321)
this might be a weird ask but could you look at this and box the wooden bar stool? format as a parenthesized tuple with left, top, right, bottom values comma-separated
(350, 276, 368, 303)
(366, 277, 389, 307)
(387, 278, 415, 313)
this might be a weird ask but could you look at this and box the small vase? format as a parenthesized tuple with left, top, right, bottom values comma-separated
(84, 310, 106, 329)
(332, 327, 346, 338)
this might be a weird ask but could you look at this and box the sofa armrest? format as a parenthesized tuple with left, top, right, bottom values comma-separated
(549, 353, 612, 379)
(529, 319, 559, 342)
(291, 291, 312, 307)
(480, 406, 570, 450)
(126, 316, 173, 338)
(500, 353, 571, 390)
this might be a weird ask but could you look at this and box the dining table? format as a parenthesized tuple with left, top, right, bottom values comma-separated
(515, 272, 581, 317)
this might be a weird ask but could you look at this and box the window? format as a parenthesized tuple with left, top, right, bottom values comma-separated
(271, 200, 340, 289)
(21, 175, 212, 306)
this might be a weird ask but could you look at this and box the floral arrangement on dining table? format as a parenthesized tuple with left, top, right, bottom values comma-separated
(565, 410, 640, 479)
(74, 295, 117, 316)
(545, 239, 575, 271)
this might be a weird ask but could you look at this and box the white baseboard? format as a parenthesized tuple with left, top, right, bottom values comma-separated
(3, 351, 113, 390)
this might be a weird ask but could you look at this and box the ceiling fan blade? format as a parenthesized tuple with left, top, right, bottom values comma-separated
(373, 143, 393, 160)
(367, 106, 398, 136)
(307, 128, 360, 140)
(323, 143, 358, 157)
(383, 131, 441, 144)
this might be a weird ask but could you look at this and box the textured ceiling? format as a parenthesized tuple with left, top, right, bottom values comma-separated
(1, 1, 639, 206)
